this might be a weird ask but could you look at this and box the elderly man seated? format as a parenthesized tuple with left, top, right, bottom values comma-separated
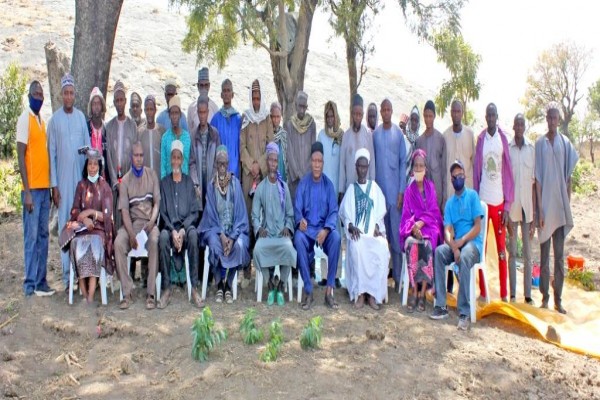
(252, 142, 297, 306)
(158, 140, 202, 309)
(339, 148, 390, 310)
(293, 142, 341, 310)
(114, 141, 160, 310)
(198, 145, 250, 304)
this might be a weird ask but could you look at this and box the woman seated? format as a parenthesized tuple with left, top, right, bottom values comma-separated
(66, 149, 114, 305)
(399, 149, 443, 312)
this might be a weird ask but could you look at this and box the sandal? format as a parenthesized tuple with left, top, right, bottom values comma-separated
(407, 295, 416, 313)
(417, 296, 426, 312)
(325, 292, 339, 310)
(119, 294, 133, 310)
(225, 290, 233, 304)
(215, 289, 223, 303)
(146, 295, 156, 310)
(301, 291, 314, 311)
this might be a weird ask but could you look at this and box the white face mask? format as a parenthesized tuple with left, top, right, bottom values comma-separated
(87, 173, 99, 184)
(413, 170, 425, 182)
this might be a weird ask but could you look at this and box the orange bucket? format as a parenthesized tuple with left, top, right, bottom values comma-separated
(567, 255, 585, 271)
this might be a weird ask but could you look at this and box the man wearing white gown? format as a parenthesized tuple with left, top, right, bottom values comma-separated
(339, 148, 389, 310)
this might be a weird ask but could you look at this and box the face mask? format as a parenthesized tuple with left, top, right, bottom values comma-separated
(132, 164, 144, 178)
(452, 176, 465, 192)
(414, 171, 425, 182)
(87, 173, 99, 184)
(29, 96, 43, 114)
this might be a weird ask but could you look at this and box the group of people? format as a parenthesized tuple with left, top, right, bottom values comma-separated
(17, 65, 578, 329)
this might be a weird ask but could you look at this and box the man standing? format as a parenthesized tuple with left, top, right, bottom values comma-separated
(48, 73, 90, 290)
(87, 87, 109, 185)
(156, 80, 189, 131)
(187, 67, 219, 134)
(17, 81, 54, 297)
(114, 142, 160, 310)
(339, 94, 376, 203)
(473, 103, 514, 302)
(210, 79, 243, 178)
(252, 143, 297, 306)
(129, 92, 145, 128)
(270, 102, 288, 181)
(535, 103, 578, 314)
(106, 80, 138, 230)
(161, 95, 191, 178)
(373, 99, 406, 287)
(340, 148, 389, 310)
(415, 100, 447, 211)
(509, 113, 536, 305)
(443, 100, 474, 202)
(240, 79, 274, 219)
(198, 146, 250, 304)
(158, 140, 203, 309)
(294, 142, 341, 310)
(430, 160, 484, 331)
(138, 95, 165, 180)
(285, 91, 317, 201)
(366, 102, 378, 133)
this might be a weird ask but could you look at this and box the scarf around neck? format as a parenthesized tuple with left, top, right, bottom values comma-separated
(290, 113, 314, 134)
(323, 101, 344, 145)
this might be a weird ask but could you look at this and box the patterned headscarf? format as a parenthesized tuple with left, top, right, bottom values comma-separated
(266, 142, 286, 211)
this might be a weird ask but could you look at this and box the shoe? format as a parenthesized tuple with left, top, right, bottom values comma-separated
(119, 294, 134, 310)
(216, 281, 224, 303)
(554, 304, 567, 314)
(334, 278, 342, 289)
(525, 297, 535, 306)
(276, 281, 285, 306)
(324, 291, 339, 310)
(158, 289, 171, 309)
(317, 279, 327, 287)
(192, 288, 205, 308)
(501, 297, 508, 303)
(267, 289, 276, 306)
(430, 306, 449, 320)
(25, 288, 34, 297)
(301, 290, 314, 311)
(510, 297, 516, 303)
(146, 295, 156, 310)
(34, 285, 56, 297)
(540, 301, 549, 309)
(224, 284, 233, 304)
(457, 315, 470, 331)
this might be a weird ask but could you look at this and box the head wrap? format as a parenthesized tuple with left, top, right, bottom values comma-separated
(61, 73, 74, 90)
(130, 92, 142, 105)
(323, 101, 344, 145)
(352, 93, 364, 108)
(168, 95, 181, 111)
(216, 144, 228, 158)
(400, 113, 409, 124)
(411, 148, 427, 170)
(242, 79, 269, 128)
(171, 139, 184, 156)
(406, 105, 420, 145)
(87, 86, 106, 117)
(266, 141, 279, 155)
(311, 141, 323, 156)
(198, 67, 209, 82)
(144, 94, 156, 107)
(424, 100, 436, 116)
(86, 148, 103, 161)
(354, 148, 370, 164)
(113, 80, 126, 96)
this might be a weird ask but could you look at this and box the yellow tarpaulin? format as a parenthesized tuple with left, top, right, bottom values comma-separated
(444, 223, 600, 358)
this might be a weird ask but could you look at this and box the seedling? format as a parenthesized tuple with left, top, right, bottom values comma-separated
(191, 307, 227, 362)
(260, 319, 284, 362)
(300, 316, 322, 350)
(239, 308, 264, 345)
(567, 269, 596, 291)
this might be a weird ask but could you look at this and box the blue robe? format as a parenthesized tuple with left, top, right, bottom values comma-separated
(210, 110, 242, 177)
(198, 175, 249, 269)
(48, 107, 90, 286)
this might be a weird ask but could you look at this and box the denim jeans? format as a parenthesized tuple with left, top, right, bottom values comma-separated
(434, 242, 480, 317)
(22, 189, 51, 295)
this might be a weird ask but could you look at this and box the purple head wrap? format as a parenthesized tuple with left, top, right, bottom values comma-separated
(266, 141, 285, 211)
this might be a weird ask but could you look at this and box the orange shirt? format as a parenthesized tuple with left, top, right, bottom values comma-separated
(17, 109, 50, 189)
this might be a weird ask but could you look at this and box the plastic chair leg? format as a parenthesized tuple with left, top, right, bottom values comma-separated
(100, 267, 107, 305)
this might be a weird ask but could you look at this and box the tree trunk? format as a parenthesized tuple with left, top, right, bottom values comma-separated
(71, 0, 123, 114)
(270, 0, 318, 123)
(44, 41, 71, 113)
(561, 116, 572, 141)
(590, 139, 595, 164)
(346, 39, 358, 125)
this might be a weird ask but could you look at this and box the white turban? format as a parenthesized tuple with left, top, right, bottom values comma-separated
(354, 148, 370, 164)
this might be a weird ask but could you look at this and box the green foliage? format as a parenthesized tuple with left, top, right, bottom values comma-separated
(0, 161, 22, 212)
(191, 307, 227, 362)
(432, 30, 481, 124)
(588, 79, 600, 117)
(398, 0, 464, 41)
(567, 268, 596, 291)
(239, 308, 264, 345)
(571, 160, 598, 196)
(522, 41, 591, 138)
(300, 316, 322, 350)
(259, 319, 285, 362)
(0, 62, 27, 159)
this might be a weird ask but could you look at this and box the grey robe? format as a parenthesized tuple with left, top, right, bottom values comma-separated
(415, 129, 447, 210)
(339, 124, 376, 194)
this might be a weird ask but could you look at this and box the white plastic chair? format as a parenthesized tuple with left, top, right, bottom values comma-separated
(201, 246, 238, 300)
(255, 265, 293, 302)
(68, 262, 108, 305)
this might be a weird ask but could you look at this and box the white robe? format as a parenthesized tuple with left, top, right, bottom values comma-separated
(339, 180, 390, 303)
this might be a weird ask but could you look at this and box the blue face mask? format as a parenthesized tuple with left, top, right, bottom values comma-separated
(132, 164, 144, 178)
(29, 95, 43, 114)
(452, 176, 465, 192)
(87, 173, 99, 184)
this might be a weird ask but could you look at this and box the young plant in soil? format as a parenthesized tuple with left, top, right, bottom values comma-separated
(191, 306, 227, 362)
(567, 269, 596, 291)
(239, 308, 264, 345)
(300, 316, 322, 350)
(260, 319, 284, 362)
